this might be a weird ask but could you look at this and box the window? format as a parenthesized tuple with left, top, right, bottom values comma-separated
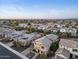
(41, 46, 44, 49)
(73, 49, 77, 52)
(75, 55, 78, 58)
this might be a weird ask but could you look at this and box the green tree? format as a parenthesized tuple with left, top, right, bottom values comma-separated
(50, 42, 59, 52)
(56, 30, 60, 35)
(43, 29, 51, 35)
(27, 22, 31, 25)
(65, 23, 69, 28)
(37, 29, 43, 33)
(27, 27, 32, 32)
(59, 32, 68, 38)
(15, 27, 24, 31)
(27, 26, 36, 33)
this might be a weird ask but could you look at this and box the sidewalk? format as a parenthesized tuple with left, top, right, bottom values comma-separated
(21, 46, 32, 55)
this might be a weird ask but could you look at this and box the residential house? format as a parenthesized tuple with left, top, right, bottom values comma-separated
(33, 34, 59, 55)
(0, 27, 5, 38)
(6, 30, 26, 40)
(60, 28, 77, 37)
(67, 28, 77, 37)
(37, 24, 48, 30)
(60, 28, 67, 33)
(0, 27, 41, 46)
(52, 28, 60, 34)
(31, 23, 40, 29)
(59, 39, 78, 58)
(18, 23, 28, 28)
(13, 32, 41, 46)
(0, 27, 14, 39)
(54, 24, 62, 28)
(55, 48, 70, 59)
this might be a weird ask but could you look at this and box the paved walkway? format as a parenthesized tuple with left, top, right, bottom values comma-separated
(21, 47, 32, 55)
(32, 53, 39, 59)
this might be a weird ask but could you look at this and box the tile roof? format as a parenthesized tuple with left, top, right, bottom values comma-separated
(59, 39, 78, 48)
(56, 48, 70, 59)
(34, 34, 58, 49)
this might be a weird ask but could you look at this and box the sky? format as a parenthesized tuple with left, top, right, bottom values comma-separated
(0, 0, 78, 19)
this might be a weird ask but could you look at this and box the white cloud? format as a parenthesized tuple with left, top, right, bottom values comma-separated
(0, 5, 78, 19)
